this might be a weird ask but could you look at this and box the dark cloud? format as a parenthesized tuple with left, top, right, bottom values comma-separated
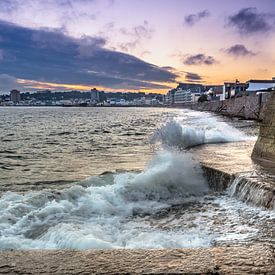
(0, 20, 177, 90)
(224, 44, 256, 57)
(228, 7, 275, 35)
(183, 54, 217, 65)
(185, 72, 202, 82)
(184, 10, 210, 26)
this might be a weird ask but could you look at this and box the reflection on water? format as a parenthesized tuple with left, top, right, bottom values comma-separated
(0, 107, 180, 192)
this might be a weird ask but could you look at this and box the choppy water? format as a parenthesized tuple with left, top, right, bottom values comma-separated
(0, 107, 274, 250)
(0, 107, 179, 192)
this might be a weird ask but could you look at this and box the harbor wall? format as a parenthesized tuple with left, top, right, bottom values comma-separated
(252, 92, 275, 161)
(177, 93, 273, 120)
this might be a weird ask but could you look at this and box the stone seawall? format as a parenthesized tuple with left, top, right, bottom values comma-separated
(252, 92, 275, 161)
(178, 93, 273, 120)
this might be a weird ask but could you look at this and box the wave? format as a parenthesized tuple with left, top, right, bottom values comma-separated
(151, 115, 251, 149)
(0, 151, 210, 250)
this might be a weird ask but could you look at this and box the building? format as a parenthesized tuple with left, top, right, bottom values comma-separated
(10, 89, 20, 104)
(223, 80, 247, 99)
(90, 88, 100, 103)
(204, 85, 224, 100)
(174, 89, 192, 104)
(173, 83, 203, 105)
(174, 89, 202, 104)
(163, 89, 176, 106)
(246, 78, 275, 92)
(176, 83, 203, 93)
(164, 83, 203, 106)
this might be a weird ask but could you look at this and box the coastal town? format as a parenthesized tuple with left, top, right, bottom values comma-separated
(1, 77, 275, 107)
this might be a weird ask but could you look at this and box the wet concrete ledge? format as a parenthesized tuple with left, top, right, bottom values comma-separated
(201, 164, 275, 209)
(194, 141, 275, 209)
(0, 244, 274, 274)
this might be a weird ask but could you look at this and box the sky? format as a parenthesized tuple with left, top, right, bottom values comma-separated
(0, 0, 275, 94)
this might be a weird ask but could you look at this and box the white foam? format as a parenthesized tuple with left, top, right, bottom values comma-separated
(0, 151, 210, 250)
(152, 111, 251, 149)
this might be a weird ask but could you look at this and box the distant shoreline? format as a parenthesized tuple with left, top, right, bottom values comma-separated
(0, 105, 166, 108)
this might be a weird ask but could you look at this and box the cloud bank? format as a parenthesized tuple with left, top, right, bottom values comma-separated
(183, 54, 217, 65)
(184, 10, 210, 26)
(228, 7, 275, 35)
(224, 44, 256, 57)
(0, 20, 178, 91)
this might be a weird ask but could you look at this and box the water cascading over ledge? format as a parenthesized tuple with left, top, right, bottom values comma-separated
(202, 166, 275, 209)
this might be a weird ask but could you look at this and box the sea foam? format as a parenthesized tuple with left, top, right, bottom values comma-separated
(0, 151, 210, 250)
(151, 112, 251, 149)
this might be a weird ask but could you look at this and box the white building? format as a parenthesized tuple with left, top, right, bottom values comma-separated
(246, 79, 275, 92)
(163, 90, 175, 106)
(174, 89, 201, 104)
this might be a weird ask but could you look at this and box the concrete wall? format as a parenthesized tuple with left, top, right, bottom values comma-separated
(252, 92, 275, 161)
(178, 93, 272, 120)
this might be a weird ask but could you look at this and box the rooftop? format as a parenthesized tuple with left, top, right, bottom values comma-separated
(248, 80, 275, 83)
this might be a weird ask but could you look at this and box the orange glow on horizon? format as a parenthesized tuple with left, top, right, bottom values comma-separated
(16, 78, 176, 94)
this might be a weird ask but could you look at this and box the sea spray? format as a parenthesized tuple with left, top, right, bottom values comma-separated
(151, 114, 251, 149)
(0, 151, 210, 250)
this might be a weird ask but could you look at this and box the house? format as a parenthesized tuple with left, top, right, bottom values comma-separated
(246, 78, 275, 92)
(223, 81, 247, 99)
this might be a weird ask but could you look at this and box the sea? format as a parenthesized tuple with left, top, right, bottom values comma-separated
(0, 107, 273, 249)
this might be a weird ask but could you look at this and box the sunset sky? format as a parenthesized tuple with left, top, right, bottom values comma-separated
(0, 0, 275, 94)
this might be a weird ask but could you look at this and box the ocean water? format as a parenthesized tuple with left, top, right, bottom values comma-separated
(0, 107, 273, 250)
(0, 107, 179, 192)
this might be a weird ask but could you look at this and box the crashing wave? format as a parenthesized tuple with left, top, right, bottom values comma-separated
(151, 115, 251, 149)
(0, 151, 209, 250)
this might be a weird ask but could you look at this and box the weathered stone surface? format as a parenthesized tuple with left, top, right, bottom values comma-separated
(0, 245, 274, 274)
(253, 92, 275, 162)
(180, 93, 273, 120)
